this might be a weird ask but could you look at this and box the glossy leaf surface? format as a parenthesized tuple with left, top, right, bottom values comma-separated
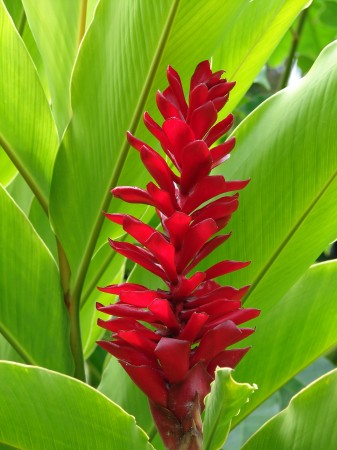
(212, 0, 309, 114)
(233, 261, 337, 425)
(0, 1, 58, 208)
(242, 369, 337, 449)
(203, 368, 256, 450)
(213, 41, 337, 314)
(0, 362, 153, 450)
(22, 0, 83, 135)
(0, 186, 73, 374)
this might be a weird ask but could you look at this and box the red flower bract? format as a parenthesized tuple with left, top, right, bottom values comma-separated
(97, 61, 260, 450)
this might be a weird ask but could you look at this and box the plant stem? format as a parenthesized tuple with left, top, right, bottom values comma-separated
(57, 240, 85, 381)
(56, 0, 88, 382)
(278, 7, 309, 90)
(68, 289, 86, 381)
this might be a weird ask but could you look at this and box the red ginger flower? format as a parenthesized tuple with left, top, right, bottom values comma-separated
(97, 61, 260, 450)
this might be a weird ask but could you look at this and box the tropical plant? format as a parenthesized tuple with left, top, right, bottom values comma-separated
(1, 0, 337, 449)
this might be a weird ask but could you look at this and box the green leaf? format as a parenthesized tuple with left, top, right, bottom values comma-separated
(210, 41, 337, 315)
(0, 1, 59, 209)
(22, 0, 83, 135)
(5, 173, 34, 216)
(28, 197, 58, 260)
(232, 261, 337, 426)
(50, 0, 174, 290)
(0, 362, 154, 450)
(212, 0, 309, 114)
(3, 0, 23, 26)
(242, 369, 337, 449)
(203, 368, 256, 450)
(0, 150, 17, 187)
(0, 186, 73, 374)
(0, 333, 23, 363)
(50, 0, 306, 299)
(320, 1, 337, 27)
(226, 356, 335, 449)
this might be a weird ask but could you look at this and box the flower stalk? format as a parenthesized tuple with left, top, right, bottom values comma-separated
(97, 61, 259, 450)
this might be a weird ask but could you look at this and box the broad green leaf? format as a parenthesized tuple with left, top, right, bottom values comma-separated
(209, 41, 337, 315)
(22, 0, 83, 135)
(242, 369, 337, 449)
(0, 362, 154, 450)
(3, 0, 23, 26)
(50, 0, 306, 299)
(0, 186, 73, 374)
(99, 357, 154, 438)
(203, 368, 256, 450)
(212, 0, 310, 114)
(0, 1, 59, 209)
(225, 356, 335, 449)
(232, 261, 337, 426)
(50, 0, 173, 290)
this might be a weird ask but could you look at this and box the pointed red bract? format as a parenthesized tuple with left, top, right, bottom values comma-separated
(97, 60, 260, 449)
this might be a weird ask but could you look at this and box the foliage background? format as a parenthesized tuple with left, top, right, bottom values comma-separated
(1, 0, 337, 449)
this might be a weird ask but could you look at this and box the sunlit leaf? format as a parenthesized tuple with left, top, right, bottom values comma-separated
(210, 41, 337, 315)
(0, 186, 73, 374)
(0, 362, 154, 450)
(232, 261, 337, 426)
(22, 0, 83, 135)
(203, 368, 256, 450)
(0, 0, 59, 209)
(50, 0, 306, 300)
